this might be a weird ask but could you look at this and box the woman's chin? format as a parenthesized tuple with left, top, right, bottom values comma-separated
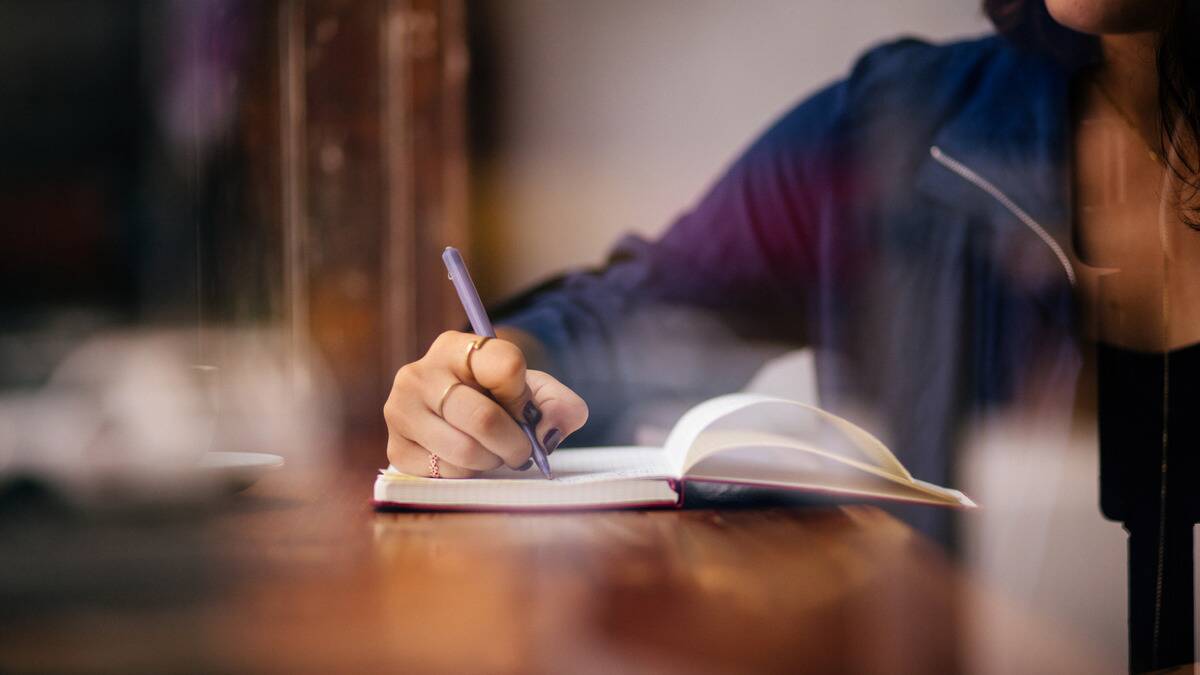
(1044, 0, 1170, 36)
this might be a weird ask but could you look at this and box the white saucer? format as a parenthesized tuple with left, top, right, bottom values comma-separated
(197, 452, 284, 491)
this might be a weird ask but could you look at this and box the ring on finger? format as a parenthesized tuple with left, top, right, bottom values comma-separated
(464, 336, 492, 374)
(429, 453, 441, 478)
(436, 381, 463, 418)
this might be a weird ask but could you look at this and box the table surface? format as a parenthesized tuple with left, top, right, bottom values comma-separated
(0, 461, 1115, 674)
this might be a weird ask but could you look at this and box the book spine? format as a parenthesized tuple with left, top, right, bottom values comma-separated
(667, 479, 684, 508)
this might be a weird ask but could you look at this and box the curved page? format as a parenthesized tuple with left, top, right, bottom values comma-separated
(682, 434, 973, 507)
(662, 394, 910, 480)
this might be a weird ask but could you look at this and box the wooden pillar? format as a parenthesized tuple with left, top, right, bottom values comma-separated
(277, 0, 468, 447)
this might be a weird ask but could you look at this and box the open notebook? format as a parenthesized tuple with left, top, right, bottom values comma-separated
(373, 394, 975, 511)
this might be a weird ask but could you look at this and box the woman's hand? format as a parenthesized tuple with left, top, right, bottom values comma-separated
(383, 330, 588, 478)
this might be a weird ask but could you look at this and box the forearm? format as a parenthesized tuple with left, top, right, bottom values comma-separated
(489, 74, 845, 440)
(494, 268, 802, 447)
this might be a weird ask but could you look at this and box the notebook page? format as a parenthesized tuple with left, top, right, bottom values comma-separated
(683, 429, 910, 487)
(381, 447, 671, 484)
(664, 394, 910, 480)
(683, 443, 974, 507)
(374, 447, 678, 509)
(473, 446, 672, 481)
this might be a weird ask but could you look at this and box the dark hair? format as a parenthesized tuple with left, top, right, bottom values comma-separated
(985, 0, 1200, 226)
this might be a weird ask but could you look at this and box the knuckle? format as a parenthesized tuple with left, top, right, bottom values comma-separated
(432, 330, 462, 353)
(383, 406, 409, 436)
(473, 453, 504, 471)
(383, 388, 408, 418)
(393, 363, 420, 389)
(489, 341, 526, 381)
(470, 403, 509, 436)
(442, 436, 479, 465)
(386, 437, 414, 467)
(383, 390, 424, 430)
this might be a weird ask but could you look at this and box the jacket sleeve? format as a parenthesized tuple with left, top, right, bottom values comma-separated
(494, 52, 879, 444)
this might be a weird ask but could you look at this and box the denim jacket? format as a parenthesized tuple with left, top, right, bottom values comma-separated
(497, 35, 1088, 542)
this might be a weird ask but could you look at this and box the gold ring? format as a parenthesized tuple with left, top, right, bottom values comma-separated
(464, 336, 492, 374)
(436, 381, 462, 418)
(429, 453, 441, 478)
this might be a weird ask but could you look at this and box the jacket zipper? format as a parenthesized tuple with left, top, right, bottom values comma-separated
(929, 145, 1076, 286)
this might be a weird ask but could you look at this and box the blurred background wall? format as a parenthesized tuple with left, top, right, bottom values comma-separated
(468, 0, 989, 298)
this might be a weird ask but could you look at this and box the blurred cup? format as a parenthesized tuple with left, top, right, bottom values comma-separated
(0, 328, 338, 509)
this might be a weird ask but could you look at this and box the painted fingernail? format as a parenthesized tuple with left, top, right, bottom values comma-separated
(517, 458, 534, 471)
(522, 400, 542, 426)
(542, 428, 562, 454)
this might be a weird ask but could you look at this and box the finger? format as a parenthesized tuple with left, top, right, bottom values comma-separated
(386, 435, 479, 478)
(526, 370, 589, 454)
(427, 331, 533, 418)
(439, 382, 531, 468)
(402, 409, 506, 471)
(466, 338, 530, 409)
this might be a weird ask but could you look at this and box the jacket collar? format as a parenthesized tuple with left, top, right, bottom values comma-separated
(913, 43, 1092, 285)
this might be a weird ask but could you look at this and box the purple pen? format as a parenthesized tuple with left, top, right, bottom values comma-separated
(442, 246, 553, 479)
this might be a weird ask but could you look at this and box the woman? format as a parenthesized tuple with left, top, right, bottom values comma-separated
(383, 0, 1200, 503)
(384, 2, 1196, 664)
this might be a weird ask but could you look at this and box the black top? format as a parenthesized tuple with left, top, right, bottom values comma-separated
(1097, 342, 1200, 523)
(1096, 341, 1198, 671)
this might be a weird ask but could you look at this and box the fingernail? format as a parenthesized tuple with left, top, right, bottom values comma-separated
(517, 458, 534, 471)
(522, 401, 542, 426)
(542, 428, 562, 454)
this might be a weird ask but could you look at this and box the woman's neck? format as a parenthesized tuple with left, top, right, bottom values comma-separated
(1094, 33, 1161, 145)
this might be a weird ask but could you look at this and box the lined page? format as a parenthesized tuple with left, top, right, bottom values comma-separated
(374, 446, 677, 509)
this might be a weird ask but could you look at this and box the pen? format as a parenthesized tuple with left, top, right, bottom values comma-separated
(442, 246, 553, 479)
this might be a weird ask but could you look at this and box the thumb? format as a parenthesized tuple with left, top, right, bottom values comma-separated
(524, 370, 588, 454)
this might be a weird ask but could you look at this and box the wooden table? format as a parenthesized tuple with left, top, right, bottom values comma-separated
(0, 463, 1110, 674)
